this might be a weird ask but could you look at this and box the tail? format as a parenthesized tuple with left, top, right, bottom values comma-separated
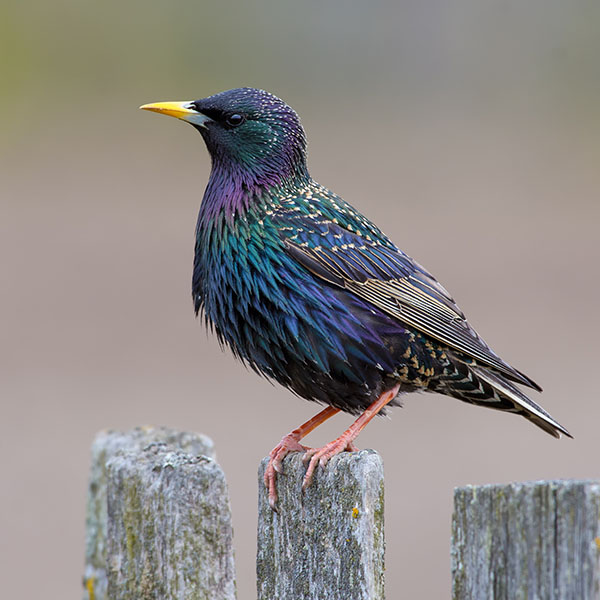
(435, 357, 572, 439)
(469, 365, 572, 438)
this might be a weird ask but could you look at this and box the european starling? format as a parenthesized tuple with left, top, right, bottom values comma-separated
(141, 88, 571, 508)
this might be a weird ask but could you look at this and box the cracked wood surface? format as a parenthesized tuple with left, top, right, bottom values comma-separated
(452, 479, 600, 599)
(257, 450, 385, 600)
(83, 427, 234, 600)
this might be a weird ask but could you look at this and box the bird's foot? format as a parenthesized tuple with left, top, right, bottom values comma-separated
(300, 383, 400, 490)
(263, 406, 341, 510)
(301, 434, 360, 490)
(264, 433, 312, 510)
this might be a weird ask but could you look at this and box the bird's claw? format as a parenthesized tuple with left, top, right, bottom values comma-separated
(264, 433, 312, 509)
(301, 437, 360, 490)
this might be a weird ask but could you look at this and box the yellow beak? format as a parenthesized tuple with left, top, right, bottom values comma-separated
(139, 101, 196, 120)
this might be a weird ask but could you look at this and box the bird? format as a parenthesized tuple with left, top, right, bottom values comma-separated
(141, 88, 571, 508)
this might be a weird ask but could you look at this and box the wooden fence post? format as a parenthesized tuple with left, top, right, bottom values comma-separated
(452, 479, 600, 599)
(83, 427, 235, 600)
(257, 450, 385, 600)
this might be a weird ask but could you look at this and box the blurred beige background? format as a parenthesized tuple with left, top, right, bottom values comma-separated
(2, 1, 599, 598)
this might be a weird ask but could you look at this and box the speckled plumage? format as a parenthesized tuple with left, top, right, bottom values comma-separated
(144, 87, 570, 441)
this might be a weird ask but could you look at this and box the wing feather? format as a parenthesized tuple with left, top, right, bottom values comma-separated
(276, 214, 540, 391)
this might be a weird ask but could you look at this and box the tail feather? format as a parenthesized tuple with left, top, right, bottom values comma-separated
(469, 365, 572, 439)
(433, 354, 572, 439)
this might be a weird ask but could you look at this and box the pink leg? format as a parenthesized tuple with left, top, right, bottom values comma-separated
(264, 406, 340, 509)
(302, 384, 401, 490)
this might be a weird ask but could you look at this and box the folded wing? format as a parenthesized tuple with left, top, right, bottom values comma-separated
(275, 211, 541, 391)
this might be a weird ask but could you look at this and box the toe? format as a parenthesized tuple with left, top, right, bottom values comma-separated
(302, 454, 320, 490)
(302, 447, 318, 463)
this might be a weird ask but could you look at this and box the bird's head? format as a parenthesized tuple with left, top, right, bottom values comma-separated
(141, 88, 308, 187)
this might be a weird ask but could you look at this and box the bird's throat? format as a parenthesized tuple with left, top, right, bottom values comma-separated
(198, 159, 308, 229)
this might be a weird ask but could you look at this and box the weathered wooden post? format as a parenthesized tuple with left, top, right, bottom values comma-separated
(452, 479, 600, 599)
(83, 426, 236, 600)
(257, 450, 385, 600)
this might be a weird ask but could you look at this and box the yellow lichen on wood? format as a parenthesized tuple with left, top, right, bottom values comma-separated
(86, 576, 95, 600)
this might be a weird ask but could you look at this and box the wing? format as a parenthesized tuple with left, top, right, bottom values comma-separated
(273, 210, 541, 391)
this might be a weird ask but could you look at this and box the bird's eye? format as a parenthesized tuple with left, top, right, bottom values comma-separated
(225, 113, 245, 127)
